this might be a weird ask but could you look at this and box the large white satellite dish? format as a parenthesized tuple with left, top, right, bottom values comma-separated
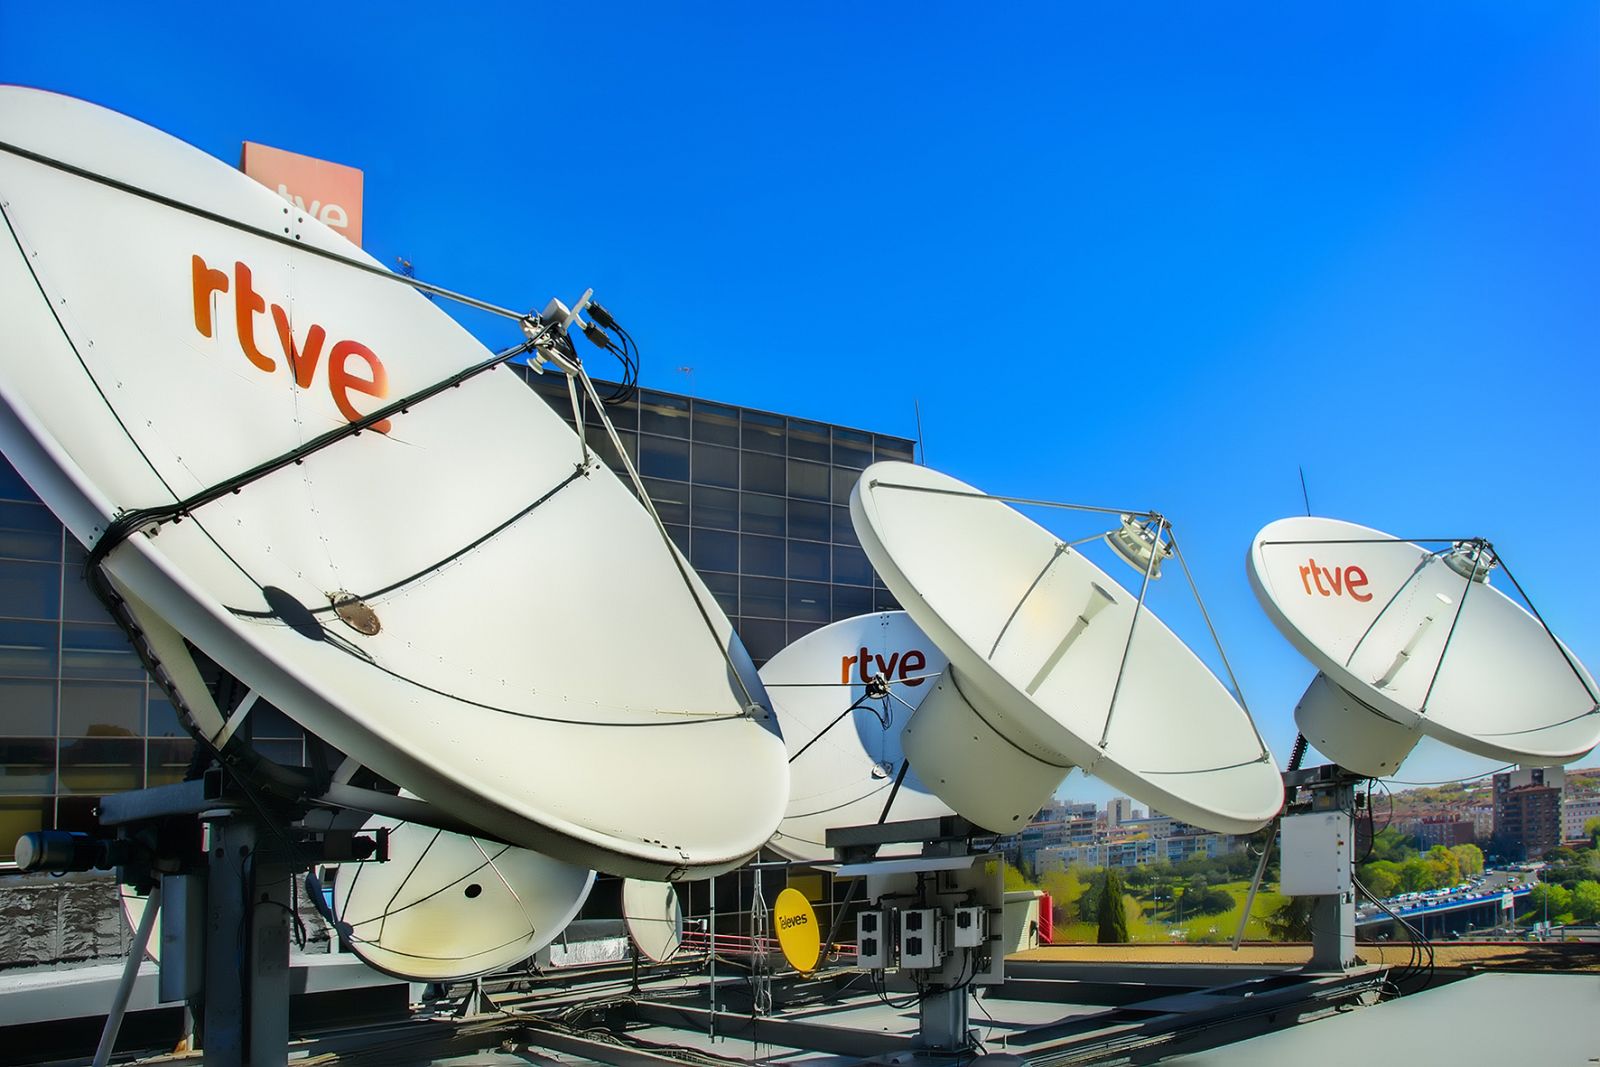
(851, 462, 1282, 834)
(1249, 516, 1600, 775)
(0, 87, 788, 878)
(330, 813, 594, 982)
(621, 879, 684, 963)
(760, 611, 954, 862)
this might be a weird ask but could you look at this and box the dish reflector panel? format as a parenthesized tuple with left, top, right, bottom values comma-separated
(0, 87, 787, 878)
(331, 815, 594, 982)
(760, 611, 953, 862)
(851, 462, 1281, 834)
(622, 879, 684, 963)
(773, 888, 822, 973)
(1249, 516, 1600, 773)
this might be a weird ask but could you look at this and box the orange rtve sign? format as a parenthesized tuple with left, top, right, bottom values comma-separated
(240, 141, 364, 246)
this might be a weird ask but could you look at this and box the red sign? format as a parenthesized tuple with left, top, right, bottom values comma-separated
(240, 142, 364, 246)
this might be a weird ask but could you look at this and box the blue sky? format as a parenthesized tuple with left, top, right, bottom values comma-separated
(4, 3, 1597, 802)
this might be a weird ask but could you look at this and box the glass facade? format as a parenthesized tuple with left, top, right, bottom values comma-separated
(0, 373, 915, 859)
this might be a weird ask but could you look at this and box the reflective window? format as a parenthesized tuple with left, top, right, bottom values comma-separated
(833, 428, 873, 469)
(831, 467, 861, 506)
(639, 392, 691, 438)
(787, 582, 830, 623)
(60, 680, 143, 736)
(0, 679, 54, 735)
(690, 528, 738, 575)
(735, 619, 786, 664)
(692, 485, 739, 531)
(642, 478, 690, 525)
(252, 705, 303, 739)
(832, 506, 860, 546)
(875, 435, 916, 463)
(788, 541, 830, 583)
(788, 620, 823, 646)
(741, 495, 785, 538)
(0, 460, 40, 503)
(0, 619, 58, 677)
(875, 587, 902, 613)
(789, 500, 830, 544)
(0, 559, 60, 619)
(692, 401, 740, 447)
(61, 623, 143, 679)
(740, 577, 785, 620)
(665, 524, 691, 557)
(692, 443, 739, 490)
(146, 738, 198, 787)
(590, 430, 638, 473)
(834, 584, 873, 619)
(253, 739, 305, 768)
(58, 736, 142, 794)
(0, 502, 61, 562)
(787, 419, 830, 462)
(639, 435, 690, 481)
(740, 535, 784, 578)
(741, 411, 785, 455)
(0, 739, 54, 794)
(700, 571, 738, 617)
(61, 570, 110, 624)
(0, 797, 50, 860)
(833, 545, 874, 586)
(788, 460, 829, 502)
(147, 694, 186, 738)
(741, 451, 785, 496)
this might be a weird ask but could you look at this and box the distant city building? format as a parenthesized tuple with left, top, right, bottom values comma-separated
(1492, 767, 1563, 862)
(1563, 797, 1600, 842)
(1466, 805, 1495, 842)
(1414, 815, 1476, 850)
(1107, 797, 1133, 828)
(1036, 830, 1242, 873)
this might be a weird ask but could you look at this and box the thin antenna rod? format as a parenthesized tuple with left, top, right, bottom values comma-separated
(913, 399, 927, 465)
(1298, 466, 1311, 516)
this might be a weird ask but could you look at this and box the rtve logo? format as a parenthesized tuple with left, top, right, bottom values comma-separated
(190, 254, 392, 434)
(841, 647, 928, 687)
(1297, 559, 1373, 603)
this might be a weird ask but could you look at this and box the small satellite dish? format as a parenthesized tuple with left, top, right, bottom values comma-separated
(0, 87, 788, 878)
(622, 879, 684, 963)
(1249, 516, 1600, 775)
(331, 814, 594, 982)
(851, 462, 1281, 834)
(759, 611, 953, 862)
(773, 888, 822, 973)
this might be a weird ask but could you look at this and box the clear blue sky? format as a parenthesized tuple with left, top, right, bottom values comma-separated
(4, 4, 1597, 802)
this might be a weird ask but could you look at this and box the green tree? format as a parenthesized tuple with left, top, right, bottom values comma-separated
(1002, 861, 1036, 892)
(1425, 845, 1461, 887)
(1361, 860, 1402, 899)
(1525, 883, 1571, 922)
(1570, 881, 1600, 924)
(1585, 817, 1600, 846)
(1039, 868, 1088, 927)
(1367, 826, 1415, 865)
(1449, 844, 1484, 879)
(1097, 869, 1130, 944)
(1398, 857, 1434, 893)
(1263, 897, 1314, 941)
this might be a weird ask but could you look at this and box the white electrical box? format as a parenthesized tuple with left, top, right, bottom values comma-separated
(951, 905, 986, 948)
(1279, 811, 1352, 897)
(856, 909, 889, 969)
(899, 907, 945, 969)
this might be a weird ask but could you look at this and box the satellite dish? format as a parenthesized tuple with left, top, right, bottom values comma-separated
(760, 611, 954, 862)
(331, 813, 594, 982)
(0, 87, 788, 878)
(1249, 516, 1600, 776)
(773, 888, 822, 973)
(851, 462, 1281, 834)
(622, 879, 684, 963)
